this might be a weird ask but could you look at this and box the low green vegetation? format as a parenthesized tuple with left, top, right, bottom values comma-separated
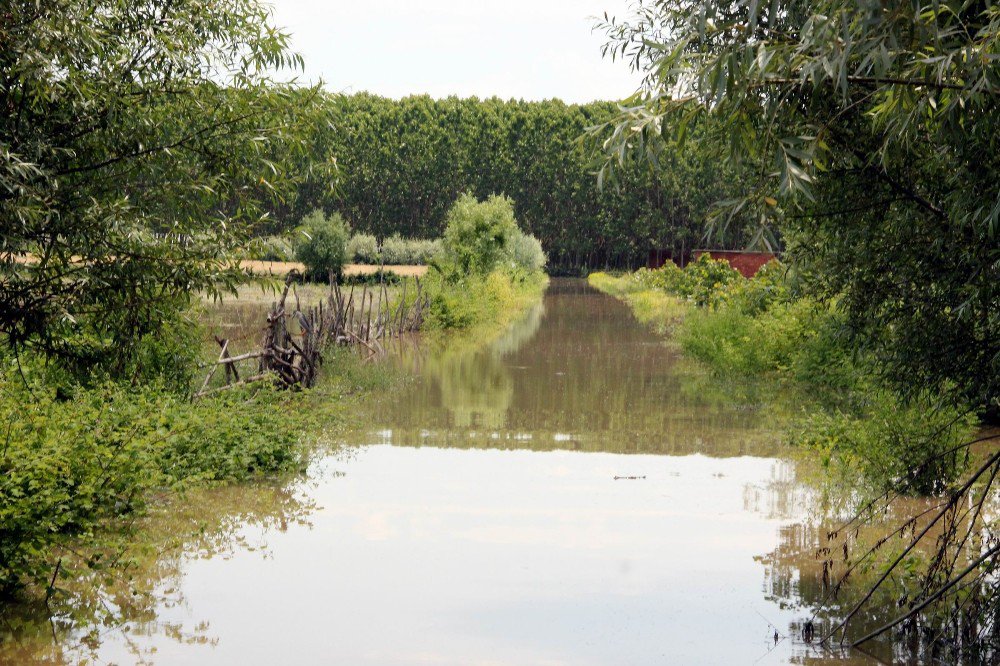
(377, 235, 443, 265)
(590, 258, 977, 495)
(346, 232, 443, 266)
(252, 227, 444, 267)
(0, 370, 306, 596)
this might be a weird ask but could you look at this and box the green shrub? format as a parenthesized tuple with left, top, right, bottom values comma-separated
(714, 260, 790, 315)
(380, 234, 413, 264)
(508, 232, 547, 272)
(348, 233, 442, 265)
(347, 233, 379, 264)
(295, 210, 350, 281)
(440, 193, 520, 276)
(254, 235, 296, 262)
(790, 391, 977, 495)
(425, 267, 547, 331)
(0, 373, 306, 595)
(633, 262, 688, 293)
(682, 254, 744, 306)
(412, 238, 443, 264)
(677, 293, 836, 378)
(677, 306, 759, 374)
(627, 255, 742, 306)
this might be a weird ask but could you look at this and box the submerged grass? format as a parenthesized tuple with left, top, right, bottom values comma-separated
(588, 263, 978, 496)
(588, 272, 685, 335)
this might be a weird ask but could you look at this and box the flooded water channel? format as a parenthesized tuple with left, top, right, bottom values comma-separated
(5, 279, 894, 665)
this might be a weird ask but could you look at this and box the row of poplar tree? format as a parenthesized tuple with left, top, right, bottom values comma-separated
(263, 92, 755, 273)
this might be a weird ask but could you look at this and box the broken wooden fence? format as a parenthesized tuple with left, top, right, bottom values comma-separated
(194, 272, 429, 399)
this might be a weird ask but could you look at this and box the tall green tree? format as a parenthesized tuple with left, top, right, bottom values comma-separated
(0, 0, 324, 376)
(594, 0, 1000, 415)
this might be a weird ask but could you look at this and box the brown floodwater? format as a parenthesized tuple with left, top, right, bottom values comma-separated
(4, 279, 904, 665)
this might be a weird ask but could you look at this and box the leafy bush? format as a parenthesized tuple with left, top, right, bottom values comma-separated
(412, 238, 443, 264)
(681, 254, 744, 306)
(440, 193, 520, 276)
(0, 374, 305, 595)
(346, 233, 379, 264)
(632, 262, 688, 293)
(628, 255, 742, 306)
(377, 234, 404, 264)
(790, 391, 977, 495)
(424, 268, 546, 331)
(713, 260, 789, 315)
(295, 210, 350, 281)
(254, 235, 296, 262)
(348, 233, 442, 265)
(508, 232, 547, 272)
(677, 285, 846, 382)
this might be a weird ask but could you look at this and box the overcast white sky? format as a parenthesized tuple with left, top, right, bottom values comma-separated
(266, 0, 642, 103)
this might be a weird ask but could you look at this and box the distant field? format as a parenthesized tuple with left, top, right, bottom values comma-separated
(5, 254, 427, 279)
(242, 260, 427, 278)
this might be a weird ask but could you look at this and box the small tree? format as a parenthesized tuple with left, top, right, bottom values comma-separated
(508, 232, 547, 272)
(295, 210, 350, 281)
(441, 193, 520, 276)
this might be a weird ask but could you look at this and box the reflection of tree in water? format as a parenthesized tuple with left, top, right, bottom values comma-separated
(750, 453, 1000, 665)
(386, 279, 791, 456)
(434, 301, 545, 429)
(0, 481, 313, 664)
(491, 300, 545, 358)
(437, 349, 513, 429)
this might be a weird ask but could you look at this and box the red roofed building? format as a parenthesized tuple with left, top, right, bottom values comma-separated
(692, 250, 776, 278)
(647, 248, 777, 277)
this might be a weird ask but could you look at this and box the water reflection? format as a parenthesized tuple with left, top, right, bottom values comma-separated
(380, 279, 787, 457)
(0, 482, 314, 664)
(2, 279, 903, 665)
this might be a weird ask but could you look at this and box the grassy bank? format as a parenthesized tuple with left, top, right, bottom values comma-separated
(589, 259, 978, 495)
(0, 347, 385, 599)
(424, 267, 548, 334)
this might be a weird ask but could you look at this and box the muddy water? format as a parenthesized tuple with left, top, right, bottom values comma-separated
(7, 279, 887, 664)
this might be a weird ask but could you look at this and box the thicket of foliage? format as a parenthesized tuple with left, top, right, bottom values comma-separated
(0, 364, 308, 596)
(439, 193, 520, 276)
(0, 0, 326, 380)
(594, 0, 1000, 417)
(295, 210, 350, 281)
(257, 93, 755, 272)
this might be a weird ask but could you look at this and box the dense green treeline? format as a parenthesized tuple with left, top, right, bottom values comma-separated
(263, 93, 753, 272)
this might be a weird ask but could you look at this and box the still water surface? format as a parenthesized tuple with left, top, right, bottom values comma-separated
(16, 279, 885, 664)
